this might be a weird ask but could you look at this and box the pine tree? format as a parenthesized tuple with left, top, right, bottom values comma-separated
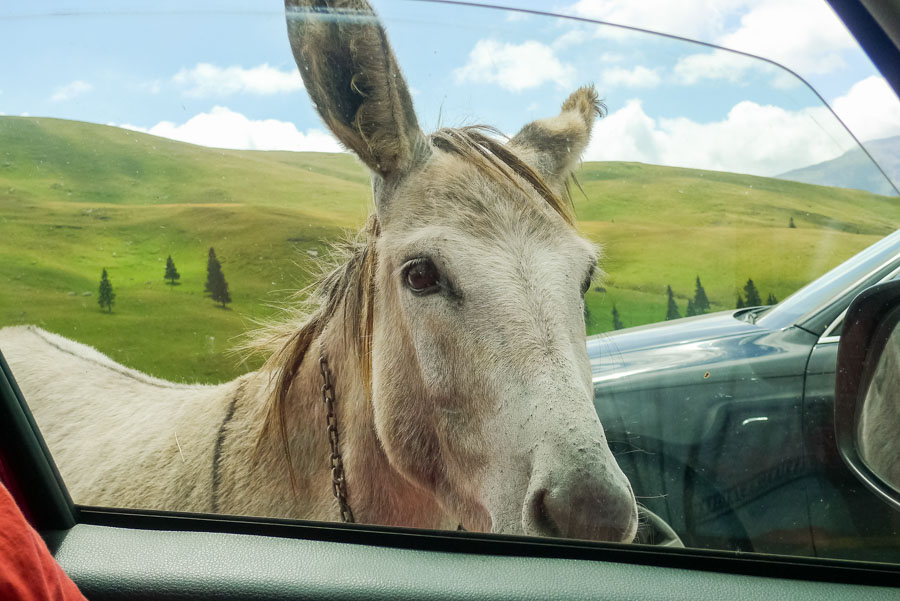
(213, 275, 232, 308)
(692, 276, 710, 314)
(743, 278, 762, 306)
(164, 255, 181, 285)
(766, 292, 778, 305)
(686, 299, 696, 316)
(205, 247, 231, 308)
(665, 285, 680, 320)
(789, 216, 796, 228)
(205, 247, 220, 296)
(612, 304, 624, 330)
(98, 268, 115, 313)
(583, 302, 592, 328)
(736, 294, 745, 309)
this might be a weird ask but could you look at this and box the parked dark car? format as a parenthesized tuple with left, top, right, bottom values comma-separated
(590, 229, 900, 562)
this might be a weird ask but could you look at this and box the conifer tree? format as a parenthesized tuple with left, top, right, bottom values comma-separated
(98, 268, 115, 313)
(766, 292, 778, 305)
(743, 278, 762, 306)
(736, 294, 745, 309)
(789, 216, 796, 228)
(665, 285, 680, 320)
(205, 247, 232, 308)
(205, 247, 219, 296)
(164, 255, 181, 285)
(686, 299, 696, 316)
(692, 276, 710, 314)
(612, 304, 624, 330)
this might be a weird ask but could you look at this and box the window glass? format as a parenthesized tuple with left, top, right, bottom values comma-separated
(1, 0, 899, 564)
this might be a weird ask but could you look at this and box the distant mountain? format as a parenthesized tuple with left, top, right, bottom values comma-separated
(777, 135, 900, 196)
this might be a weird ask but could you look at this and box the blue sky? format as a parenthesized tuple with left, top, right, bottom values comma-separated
(2, 0, 899, 178)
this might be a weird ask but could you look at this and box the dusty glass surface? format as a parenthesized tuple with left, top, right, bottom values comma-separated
(1, 0, 898, 563)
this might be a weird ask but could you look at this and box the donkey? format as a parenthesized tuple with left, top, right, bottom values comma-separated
(0, 0, 638, 542)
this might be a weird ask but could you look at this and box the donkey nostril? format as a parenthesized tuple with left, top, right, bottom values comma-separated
(541, 488, 575, 538)
(526, 488, 562, 538)
(530, 482, 637, 543)
(530, 489, 547, 520)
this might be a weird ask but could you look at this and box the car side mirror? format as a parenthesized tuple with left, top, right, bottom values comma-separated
(835, 280, 900, 511)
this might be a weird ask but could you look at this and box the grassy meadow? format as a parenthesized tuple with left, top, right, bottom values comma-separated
(1, 116, 897, 383)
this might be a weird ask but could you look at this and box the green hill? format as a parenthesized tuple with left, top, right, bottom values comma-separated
(1, 116, 896, 383)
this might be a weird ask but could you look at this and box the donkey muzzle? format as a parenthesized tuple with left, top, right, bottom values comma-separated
(522, 463, 638, 543)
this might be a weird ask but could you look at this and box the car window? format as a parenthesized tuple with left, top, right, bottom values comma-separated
(1, 0, 899, 567)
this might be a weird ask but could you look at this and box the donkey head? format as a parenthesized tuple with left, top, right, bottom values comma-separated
(286, 0, 637, 542)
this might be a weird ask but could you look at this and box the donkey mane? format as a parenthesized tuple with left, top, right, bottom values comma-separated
(253, 125, 581, 451)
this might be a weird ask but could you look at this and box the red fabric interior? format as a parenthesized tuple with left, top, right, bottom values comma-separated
(0, 452, 34, 527)
(0, 482, 86, 600)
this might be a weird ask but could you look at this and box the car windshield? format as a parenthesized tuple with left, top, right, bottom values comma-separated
(755, 228, 900, 330)
(1, 0, 900, 569)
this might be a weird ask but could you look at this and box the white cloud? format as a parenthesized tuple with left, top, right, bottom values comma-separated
(600, 65, 661, 88)
(598, 52, 626, 64)
(51, 80, 93, 102)
(565, 0, 740, 40)
(172, 63, 303, 98)
(453, 39, 575, 92)
(505, 11, 530, 22)
(673, 50, 758, 85)
(140, 80, 162, 95)
(118, 106, 342, 152)
(564, 0, 855, 78)
(585, 98, 855, 176)
(674, 49, 804, 90)
(716, 0, 856, 76)
(831, 76, 900, 142)
(552, 28, 590, 50)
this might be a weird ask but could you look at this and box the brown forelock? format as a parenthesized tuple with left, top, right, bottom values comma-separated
(429, 126, 575, 227)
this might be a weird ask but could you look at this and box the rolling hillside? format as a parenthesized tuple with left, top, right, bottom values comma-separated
(1, 116, 897, 383)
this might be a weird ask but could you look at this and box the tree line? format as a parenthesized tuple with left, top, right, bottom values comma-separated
(605, 276, 781, 330)
(662, 276, 777, 321)
(96, 247, 231, 313)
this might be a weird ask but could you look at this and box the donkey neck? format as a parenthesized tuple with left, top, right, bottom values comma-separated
(289, 319, 453, 529)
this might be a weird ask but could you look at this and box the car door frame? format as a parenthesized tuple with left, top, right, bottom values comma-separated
(3, 0, 900, 597)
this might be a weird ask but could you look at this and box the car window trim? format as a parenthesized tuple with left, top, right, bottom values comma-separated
(65, 505, 900, 588)
(0, 350, 76, 531)
(799, 253, 900, 336)
(817, 262, 900, 343)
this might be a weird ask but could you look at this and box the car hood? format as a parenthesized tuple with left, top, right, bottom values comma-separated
(586, 309, 762, 380)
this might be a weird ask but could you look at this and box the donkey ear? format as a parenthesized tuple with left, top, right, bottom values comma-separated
(509, 86, 603, 193)
(285, 0, 428, 180)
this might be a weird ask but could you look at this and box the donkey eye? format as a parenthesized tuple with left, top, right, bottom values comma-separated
(405, 259, 441, 293)
(581, 265, 596, 295)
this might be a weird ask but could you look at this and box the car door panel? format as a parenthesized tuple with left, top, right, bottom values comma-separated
(804, 340, 900, 562)
(595, 327, 817, 554)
